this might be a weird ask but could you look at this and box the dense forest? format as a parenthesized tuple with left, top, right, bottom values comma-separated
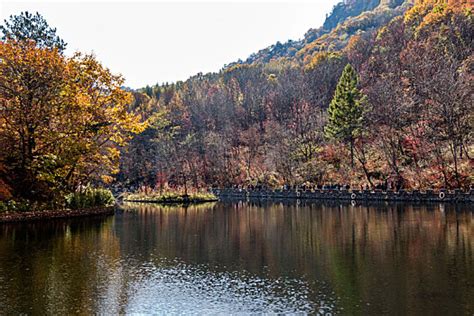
(120, 0, 473, 191)
(0, 0, 473, 207)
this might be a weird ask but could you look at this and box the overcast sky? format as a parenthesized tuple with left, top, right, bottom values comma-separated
(1, 0, 340, 88)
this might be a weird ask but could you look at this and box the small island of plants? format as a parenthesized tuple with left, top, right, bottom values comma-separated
(123, 188, 218, 204)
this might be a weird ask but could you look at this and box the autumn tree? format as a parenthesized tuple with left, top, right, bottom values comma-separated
(361, 16, 410, 189)
(401, 3, 473, 188)
(0, 41, 146, 200)
(325, 64, 367, 168)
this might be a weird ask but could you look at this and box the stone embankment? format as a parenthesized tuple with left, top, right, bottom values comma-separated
(212, 189, 474, 203)
(0, 206, 115, 223)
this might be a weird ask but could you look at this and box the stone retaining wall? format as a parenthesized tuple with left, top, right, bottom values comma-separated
(212, 189, 474, 203)
(0, 206, 115, 223)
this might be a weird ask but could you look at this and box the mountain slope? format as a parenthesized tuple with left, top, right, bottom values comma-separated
(232, 0, 413, 66)
(122, 0, 473, 191)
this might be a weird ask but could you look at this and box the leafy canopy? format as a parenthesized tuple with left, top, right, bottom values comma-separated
(0, 40, 146, 199)
(0, 11, 67, 51)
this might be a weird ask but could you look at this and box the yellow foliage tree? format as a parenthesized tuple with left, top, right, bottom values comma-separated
(0, 40, 146, 199)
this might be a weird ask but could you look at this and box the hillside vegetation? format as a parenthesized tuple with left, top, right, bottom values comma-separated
(121, 0, 473, 191)
(237, 0, 412, 65)
(1, 1, 471, 205)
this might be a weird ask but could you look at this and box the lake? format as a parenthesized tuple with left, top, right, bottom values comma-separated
(0, 201, 472, 314)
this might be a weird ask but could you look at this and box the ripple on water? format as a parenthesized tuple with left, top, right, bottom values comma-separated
(97, 259, 336, 314)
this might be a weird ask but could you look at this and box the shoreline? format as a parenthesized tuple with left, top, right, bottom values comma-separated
(0, 206, 115, 224)
(212, 189, 474, 203)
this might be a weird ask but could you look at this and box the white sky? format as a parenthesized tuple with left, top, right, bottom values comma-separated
(1, 0, 340, 88)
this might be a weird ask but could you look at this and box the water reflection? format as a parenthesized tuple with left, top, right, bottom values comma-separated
(0, 202, 472, 314)
(119, 260, 316, 314)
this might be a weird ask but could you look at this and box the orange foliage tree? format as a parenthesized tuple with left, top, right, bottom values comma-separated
(0, 40, 146, 200)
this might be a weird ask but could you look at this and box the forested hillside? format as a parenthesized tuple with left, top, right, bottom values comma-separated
(119, 0, 473, 191)
(229, 0, 412, 66)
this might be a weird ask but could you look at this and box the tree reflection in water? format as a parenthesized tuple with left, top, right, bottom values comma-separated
(0, 202, 472, 314)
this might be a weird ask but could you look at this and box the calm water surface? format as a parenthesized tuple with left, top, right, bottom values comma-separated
(0, 201, 472, 314)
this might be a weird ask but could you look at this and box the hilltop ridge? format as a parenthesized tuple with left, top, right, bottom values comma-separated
(229, 0, 413, 66)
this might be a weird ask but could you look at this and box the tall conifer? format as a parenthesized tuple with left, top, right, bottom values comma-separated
(325, 64, 366, 168)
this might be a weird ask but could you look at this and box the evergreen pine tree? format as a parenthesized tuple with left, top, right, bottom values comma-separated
(1, 11, 67, 52)
(325, 63, 367, 168)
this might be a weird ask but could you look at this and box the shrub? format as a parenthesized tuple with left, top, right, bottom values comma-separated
(65, 187, 115, 209)
(0, 200, 32, 212)
(0, 201, 7, 212)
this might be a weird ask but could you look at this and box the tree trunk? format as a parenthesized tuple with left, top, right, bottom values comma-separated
(361, 164, 374, 189)
(354, 143, 374, 189)
(182, 172, 188, 196)
(436, 148, 449, 189)
(350, 138, 355, 169)
(451, 142, 460, 188)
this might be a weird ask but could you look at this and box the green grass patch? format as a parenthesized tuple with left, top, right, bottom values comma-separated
(65, 188, 115, 209)
(123, 191, 218, 204)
